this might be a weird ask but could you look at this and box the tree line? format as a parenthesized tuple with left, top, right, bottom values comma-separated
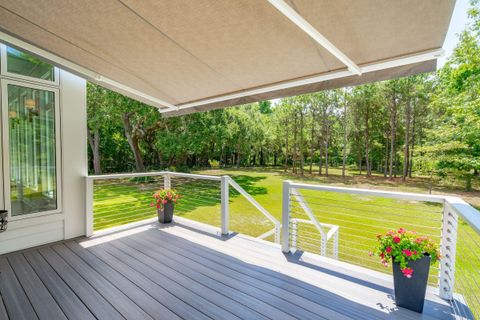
(87, 1, 479, 190)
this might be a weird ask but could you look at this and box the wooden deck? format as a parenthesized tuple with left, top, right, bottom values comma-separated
(0, 217, 463, 320)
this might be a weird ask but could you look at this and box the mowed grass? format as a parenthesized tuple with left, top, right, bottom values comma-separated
(93, 167, 480, 316)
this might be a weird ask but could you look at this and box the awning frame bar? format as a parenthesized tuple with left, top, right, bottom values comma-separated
(266, 0, 362, 76)
(160, 48, 443, 114)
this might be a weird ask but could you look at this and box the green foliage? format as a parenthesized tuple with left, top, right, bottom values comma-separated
(208, 159, 220, 168)
(374, 228, 441, 278)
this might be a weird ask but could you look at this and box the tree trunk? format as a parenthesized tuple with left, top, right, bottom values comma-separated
(293, 114, 298, 174)
(324, 112, 329, 177)
(357, 142, 362, 176)
(342, 99, 348, 179)
(318, 139, 323, 175)
(384, 135, 389, 178)
(284, 121, 289, 172)
(310, 119, 315, 174)
(364, 104, 371, 177)
(324, 131, 329, 177)
(409, 105, 416, 178)
(122, 112, 145, 172)
(299, 110, 304, 176)
(389, 92, 397, 180)
(87, 128, 102, 174)
(403, 99, 411, 181)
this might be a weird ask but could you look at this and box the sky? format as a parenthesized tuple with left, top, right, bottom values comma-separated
(438, 0, 470, 67)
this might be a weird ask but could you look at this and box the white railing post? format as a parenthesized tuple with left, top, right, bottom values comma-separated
(274, 222, 281, 244)
(320, 234, 327, 256)
(282, 180, 291, 253)
(291, 219, 297, 252)
(333, 231, 339, 260)
(164, 172, 171, 189)
(439, 201, 458, 300)
(221, 176, 229, 236)
(85, 177, 94, 237)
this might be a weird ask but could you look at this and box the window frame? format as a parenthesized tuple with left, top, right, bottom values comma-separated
(1, 79, 62, 221)
(0, 44, 60, 87)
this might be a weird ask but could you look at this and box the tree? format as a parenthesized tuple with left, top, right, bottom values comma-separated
(420, 0, 480, 190)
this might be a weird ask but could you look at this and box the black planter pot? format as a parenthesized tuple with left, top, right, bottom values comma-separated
(392, 255, 431, 313)
(157, 202, 174, 224)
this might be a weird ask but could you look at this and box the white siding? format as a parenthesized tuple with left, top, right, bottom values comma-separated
(0, 70, 87, 254)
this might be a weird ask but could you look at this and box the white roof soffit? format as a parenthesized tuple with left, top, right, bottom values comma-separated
(0, 1, 455, 115)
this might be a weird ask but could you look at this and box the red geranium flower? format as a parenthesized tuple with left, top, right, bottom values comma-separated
(393, 236, 401, 243)
(401, 267, 414, 278)
(402, 249, 412, 257)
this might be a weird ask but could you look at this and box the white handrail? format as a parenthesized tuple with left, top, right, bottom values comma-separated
(288, 182, 446, 203)
(282, 181, 480, 301)
(87, 171, 221, 181)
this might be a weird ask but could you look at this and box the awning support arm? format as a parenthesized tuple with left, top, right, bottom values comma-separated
(266, 0, 362, 75)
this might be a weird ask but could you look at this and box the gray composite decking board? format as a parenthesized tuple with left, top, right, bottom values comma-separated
(64, 241, 181, 320)
(0, 294, 9, 319)
(96, 241, 243, 320)
(0, 257, 38, 320)
(125, 231, 352, 320)
(151, 225, 454, 320)
(51, 243, 154, 320)
(37, 246, 125, 320)
(112, 236, 286, 320)
(85, 243, 213, 320)
(6, 254, 67, 320)
(134, 229, 381, 320)
(123, 231, 345, 320)
(136, 228, 384, 320)
(114, 235, 295, 320)
(0, 220, 459, 320)
(169, 224, 455, 320)
(23, 250, 97, 320)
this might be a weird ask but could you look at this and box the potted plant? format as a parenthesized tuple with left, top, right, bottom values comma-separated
(372, 228, 441, 313)
(151, 189, 180, 223)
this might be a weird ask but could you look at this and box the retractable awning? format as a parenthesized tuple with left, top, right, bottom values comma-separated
(0, 1, 455, 116)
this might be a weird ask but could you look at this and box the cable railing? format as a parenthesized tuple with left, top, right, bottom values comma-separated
(281, 181, 480, 318)
(85, 172, 280, 243)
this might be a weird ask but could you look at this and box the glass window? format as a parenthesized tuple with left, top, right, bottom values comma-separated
(6, 47, 55, 81)
(7, 84, 57, 216)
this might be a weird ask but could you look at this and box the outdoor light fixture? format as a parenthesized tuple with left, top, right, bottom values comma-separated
(25, 98, 36, 110)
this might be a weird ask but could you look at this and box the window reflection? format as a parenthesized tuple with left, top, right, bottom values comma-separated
(8, 84, 57, 215)
(6, 47, 55, 81)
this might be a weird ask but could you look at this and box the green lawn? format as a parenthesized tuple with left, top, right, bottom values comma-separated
(92, 167, 480, 317)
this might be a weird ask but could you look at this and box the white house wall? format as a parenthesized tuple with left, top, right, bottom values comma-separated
(0, 70, 87, 254)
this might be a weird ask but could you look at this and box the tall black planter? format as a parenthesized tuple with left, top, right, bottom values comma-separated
(157, 202, 174, 224)
(392, 255, 431, 313)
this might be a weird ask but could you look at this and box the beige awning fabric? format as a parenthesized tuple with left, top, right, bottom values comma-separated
(0, 1, 455, 116)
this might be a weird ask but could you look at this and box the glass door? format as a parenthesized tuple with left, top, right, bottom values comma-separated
(1, 80, 60, 219)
